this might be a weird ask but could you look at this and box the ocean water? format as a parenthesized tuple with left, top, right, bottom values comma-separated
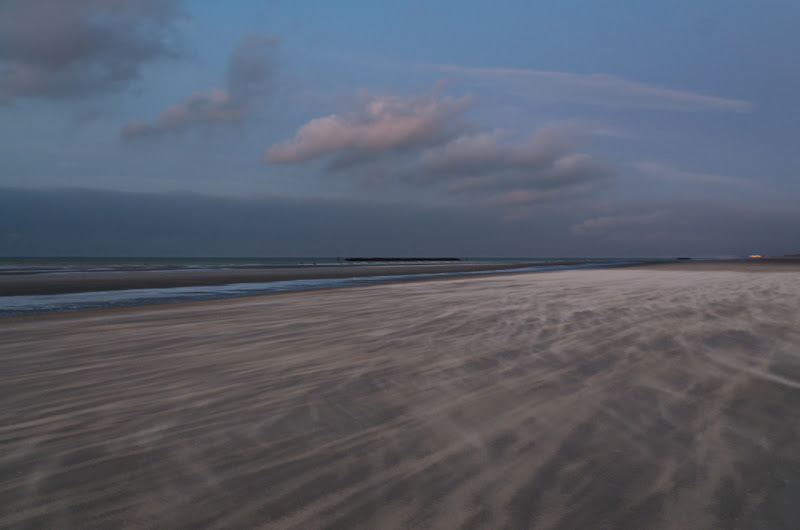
(0, 256, 648, 275)
(0, 257, 662, 316)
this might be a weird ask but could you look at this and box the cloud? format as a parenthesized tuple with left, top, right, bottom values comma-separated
(264, 87, 616, 208)
(414, 128, 571, 179)
(121, 89, 242, 138)
(631, 161, 760, 189)
(412, 130, 616, 209)
(264, 88, 471, 164)
(3, 187, 800, 258)
(226, 34, 280, 99)
(122, 34, 279, 138)
(437, 65, 752, 113)
(0, 0, 183, 102)
(572, 211, 669, 236)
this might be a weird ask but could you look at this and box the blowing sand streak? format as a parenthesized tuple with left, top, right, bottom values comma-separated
(2, 266, 800, 528)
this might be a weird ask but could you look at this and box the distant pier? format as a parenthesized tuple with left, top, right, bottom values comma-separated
(345, 257, 461, 262)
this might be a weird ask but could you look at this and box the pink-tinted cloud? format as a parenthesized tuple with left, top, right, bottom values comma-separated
(414, 128, 572, 178)
(264, 90, 471, 163)
(122, 34, 278, 139)
(413, 129, 616, 207)
(264, 87, 616, 208)
(121, 90, 245, 137)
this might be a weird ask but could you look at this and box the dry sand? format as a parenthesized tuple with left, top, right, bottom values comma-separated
(2, 263, 800, 528)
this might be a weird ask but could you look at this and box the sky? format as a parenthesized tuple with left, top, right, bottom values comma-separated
(1, 0, 798, 257)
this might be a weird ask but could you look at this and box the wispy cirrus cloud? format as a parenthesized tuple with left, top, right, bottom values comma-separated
(631, 161, 761, 189)
(0, 0, 183, 103)
(436, 65, 752, 113)
(265, 86, 616, 208)
(572, 211, 669, 236)
(122, 34, 279, 139)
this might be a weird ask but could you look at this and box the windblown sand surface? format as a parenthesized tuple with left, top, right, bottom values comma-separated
(2, 266, 800, 529)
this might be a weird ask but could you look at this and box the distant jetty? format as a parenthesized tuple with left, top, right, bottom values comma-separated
(345, 257, 461, 262)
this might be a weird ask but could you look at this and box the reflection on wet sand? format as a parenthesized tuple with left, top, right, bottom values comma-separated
(2, 266, 800, 528)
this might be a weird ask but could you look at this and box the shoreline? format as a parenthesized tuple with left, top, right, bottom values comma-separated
(3, 259, 798, 321)
(0, 260, 596, 297)
(2, 259, 798, 319)
(627, 257, 800, 272)
(5, 258, 799, 298)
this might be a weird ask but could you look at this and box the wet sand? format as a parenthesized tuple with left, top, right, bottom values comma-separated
(0, 262, 548, 296)
(629, 258, 800, 273)
(2, 264, 800, 528)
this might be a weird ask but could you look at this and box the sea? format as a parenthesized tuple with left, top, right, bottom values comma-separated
(0, 256, 669, 317)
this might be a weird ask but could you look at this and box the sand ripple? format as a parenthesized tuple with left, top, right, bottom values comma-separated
(2, 269, 800, 528)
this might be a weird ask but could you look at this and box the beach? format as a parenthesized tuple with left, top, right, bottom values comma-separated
(0, 262, 550, 297)
(2, 261, 800, 528)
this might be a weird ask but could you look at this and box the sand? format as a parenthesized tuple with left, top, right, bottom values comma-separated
(2, 263, 800, 528)
(629, 258, 800, 273)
